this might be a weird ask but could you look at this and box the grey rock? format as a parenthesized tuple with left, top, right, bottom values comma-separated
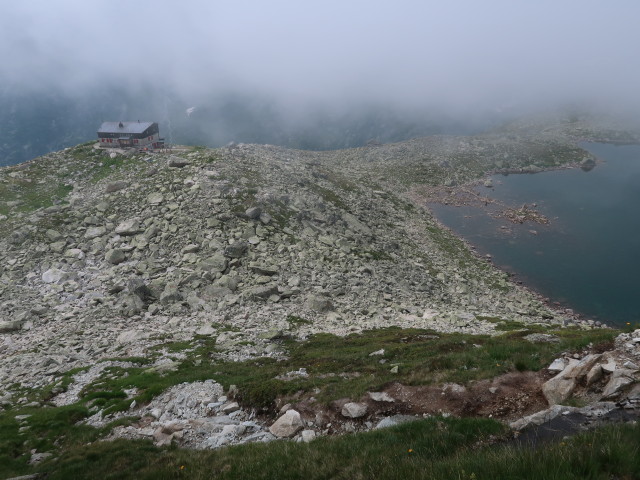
(221, 402, 240, 414)
(543, 356, 601, 405)
(245, 284, 279, 301)
(0, 320, 24, 333)
(120, 294, 145, 316)
(510, 405, 578, 430)
(64, 248, 85, 260)
(42, 268, 66, 284)
(49, 241, 66, 253)
(200, 254, 228, 273)
(45, 229, 63, 242)
(85, 215, 104, 228)
(105, 248, 126, 265)
(601, 369, 637, 399)
(115, 218, 142, 236)
(250, 264, 278, 276)
(548, 358, 566, 372)
(147, 192, 164, 205)
(269, 409, 304, 438)
(586, 364, 604, 386)
(128, 278, 156, 303)
(624, 383, 640, 401)
(524, 333, 560, 344)
(182, 244, 200, 254)
(341, 402, 367, 418)
(368, 392, 395, 402)
(215, 275, 239, 292)
(202, 286, 233, 300)
(542, 370, 577, 406)
(259, 212, 272, 224)
(601, 361, 617, 373)
(307, 294, 333, 312)
(105, 181, 128, 193)
(34, 451, 59, 475)
(241, 432, 276, 443)
(301, 430, 316, 443)
(8, 228, 30, 245)
(116, 329, 146, 344)
(84, 227, 107, 240)
(168, 156, 189, 168)
(375, 415, 419, 430)
(259, 329, 283, 340)
(224, 241, 248, 258)
(160, 283, 183, 305)
(245, 206, 262, 219)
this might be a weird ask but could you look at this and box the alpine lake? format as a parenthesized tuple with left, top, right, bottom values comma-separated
(429, 143, 640, 328)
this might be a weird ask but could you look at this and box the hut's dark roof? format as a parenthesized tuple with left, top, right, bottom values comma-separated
(98, 121, 155, 134)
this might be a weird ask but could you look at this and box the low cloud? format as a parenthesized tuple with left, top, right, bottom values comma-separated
(1, 1, 639, 121)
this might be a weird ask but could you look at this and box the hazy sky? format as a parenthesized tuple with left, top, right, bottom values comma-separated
(1, 0, 639, 113)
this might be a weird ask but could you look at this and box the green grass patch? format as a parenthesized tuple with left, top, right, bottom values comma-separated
(28, 418, 640, 480)
(70, 326, 618, 415)
(0, 174, 73, 216)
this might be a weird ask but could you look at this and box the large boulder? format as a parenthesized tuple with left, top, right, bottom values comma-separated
(541, 360, 578, 405)
(601, 369, 637, 399)
(269, 409, 304, 438)
(542, 355, 603, 405)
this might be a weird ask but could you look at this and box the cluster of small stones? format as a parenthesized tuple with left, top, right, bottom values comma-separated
(73, 378, 418, 449)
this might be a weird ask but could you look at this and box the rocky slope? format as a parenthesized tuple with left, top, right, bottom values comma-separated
(1, 112, 639, 454)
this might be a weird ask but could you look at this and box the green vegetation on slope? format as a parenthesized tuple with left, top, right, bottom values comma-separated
(0, 325, 619, 479)
(4, 416, 638, 480)
(62, 325, 617, 413)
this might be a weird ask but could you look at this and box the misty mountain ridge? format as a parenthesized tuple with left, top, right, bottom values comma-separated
(0, 82, 522, 167)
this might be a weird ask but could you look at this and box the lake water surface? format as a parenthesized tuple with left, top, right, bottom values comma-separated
(429, 143, 640, 327)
